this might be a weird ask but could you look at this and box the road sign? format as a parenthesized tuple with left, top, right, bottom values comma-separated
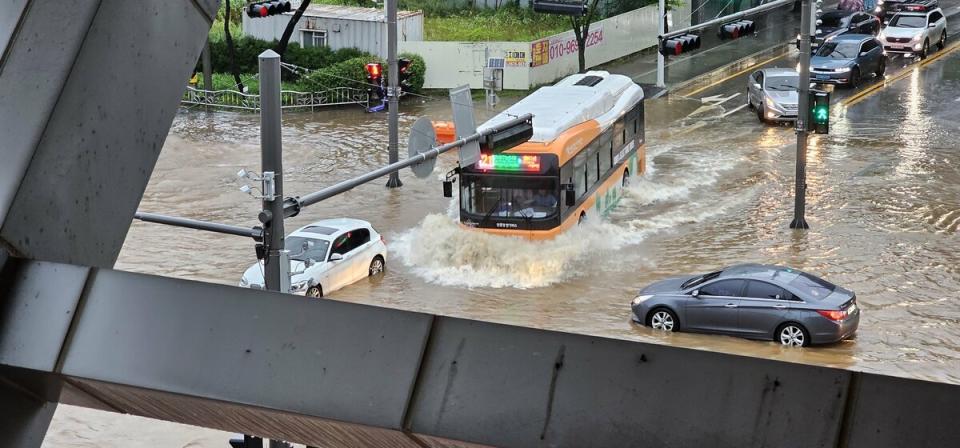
(408, 116, 437, 179)
(449, 85, 481, 166)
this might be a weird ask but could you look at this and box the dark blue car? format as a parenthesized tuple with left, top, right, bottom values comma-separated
(810, 34, 887, 87)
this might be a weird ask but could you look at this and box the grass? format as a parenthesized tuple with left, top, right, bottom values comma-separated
(425, 8, 570, 41)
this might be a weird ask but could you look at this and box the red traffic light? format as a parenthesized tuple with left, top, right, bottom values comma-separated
(659, 34, 700, 57)
(365, 62, 382, 78)
(719, 20, 756, 40)
(246, 1, 292, 18)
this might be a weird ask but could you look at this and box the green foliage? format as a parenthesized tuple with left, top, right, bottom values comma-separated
(425, 5, 568, 41)
(300, 56, 374, 92)
(205, 36, 372, 76)
(298, 52, 427, 94)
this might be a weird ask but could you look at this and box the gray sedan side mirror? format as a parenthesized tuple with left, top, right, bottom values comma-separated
(752, 83, 761, 89)
(329, 253, 343, 262)
(692, 289, 700, 297)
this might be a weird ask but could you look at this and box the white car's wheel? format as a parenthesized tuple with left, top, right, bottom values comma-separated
(306, 285, 322, 298)
(369, 256, 385, 276)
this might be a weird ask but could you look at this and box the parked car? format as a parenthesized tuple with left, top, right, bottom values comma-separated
(630, 264, 860, 347)
(879, 8, 948, 58)
(810, 34, 886, 86)
(747, 68, 800, 123)
(875, 0, 938, 23)
(239, 218, 387, 297)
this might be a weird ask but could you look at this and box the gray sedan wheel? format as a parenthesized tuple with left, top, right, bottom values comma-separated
(649, 309, 678, 332)
(778, 323, 809, 347)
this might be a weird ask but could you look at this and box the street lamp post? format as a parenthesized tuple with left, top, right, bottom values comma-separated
(385, 0, 403, 188)
(258, 50, 290, 291)
(791, 0, 812, 230)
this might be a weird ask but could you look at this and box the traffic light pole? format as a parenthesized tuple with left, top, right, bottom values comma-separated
(791, 0, 812, 230)
(259, 50, 290, 291)
(656, 0, 666, 88)
(385, 0, 402, 188)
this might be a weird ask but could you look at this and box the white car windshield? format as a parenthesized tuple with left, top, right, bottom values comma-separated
(765, 76, 799, 91)
(889, 15, 927, 28)
(287, 236, 330, 262)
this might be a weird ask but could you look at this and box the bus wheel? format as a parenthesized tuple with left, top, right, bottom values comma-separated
(578, 212, 586, 225)
(622, 170, 630, 187)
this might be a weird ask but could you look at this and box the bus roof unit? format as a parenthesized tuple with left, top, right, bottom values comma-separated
(478, 71, 644, 144)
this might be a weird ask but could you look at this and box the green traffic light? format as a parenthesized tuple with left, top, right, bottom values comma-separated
(813, 105, 829, 123)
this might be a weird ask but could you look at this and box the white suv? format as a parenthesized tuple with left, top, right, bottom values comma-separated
(880, 8, 948, 58)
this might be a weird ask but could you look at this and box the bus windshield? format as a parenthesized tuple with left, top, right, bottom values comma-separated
(461, 175, 559, 220)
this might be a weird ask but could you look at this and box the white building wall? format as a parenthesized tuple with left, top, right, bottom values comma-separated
(241, 11, 422, 58)
(399, 41, 531, 89)
(401, 5, 675, 90)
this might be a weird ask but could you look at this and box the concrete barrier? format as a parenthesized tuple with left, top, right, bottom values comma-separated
(3, 258, 960, 447)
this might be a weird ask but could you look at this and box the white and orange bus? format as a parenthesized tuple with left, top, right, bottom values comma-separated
(457, 71, 645, 239)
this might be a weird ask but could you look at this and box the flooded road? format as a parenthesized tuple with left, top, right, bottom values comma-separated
(46, 44, 960, 447)
(117, 52, 960, 384)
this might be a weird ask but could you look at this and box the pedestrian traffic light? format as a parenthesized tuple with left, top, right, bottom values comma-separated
(246, 1, 292, 18)
(809, 90, 830, 134)
(658, 34, 701, 56)
(719, 20, 756, 39)
(397, 58, 412, 88)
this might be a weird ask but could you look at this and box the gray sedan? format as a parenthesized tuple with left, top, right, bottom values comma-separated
(810, 34, 886, 87)
(747, 68, 800, 123)
(630, 264, 860, 346)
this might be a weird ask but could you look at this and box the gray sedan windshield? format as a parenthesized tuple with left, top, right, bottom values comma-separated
(816, 42, 860, 59)
(765, 76, 799, 91)
(788, 273, 836, 300)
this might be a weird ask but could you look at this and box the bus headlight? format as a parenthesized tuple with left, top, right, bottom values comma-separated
(632, 295, 653, 306)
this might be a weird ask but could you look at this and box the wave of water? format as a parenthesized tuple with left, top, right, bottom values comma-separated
(393, 144, 743, 289)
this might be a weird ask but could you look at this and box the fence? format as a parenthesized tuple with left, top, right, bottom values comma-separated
(181, 86, 370, 111)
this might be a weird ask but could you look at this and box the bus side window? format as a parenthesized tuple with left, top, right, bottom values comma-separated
(613, 121, 624, 149)
(574, 153, 587, 198)
(600, 142, 611, 175)
(586, 141, 598, 188)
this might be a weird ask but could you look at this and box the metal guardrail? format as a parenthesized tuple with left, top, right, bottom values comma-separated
(181, 86, 369, 111)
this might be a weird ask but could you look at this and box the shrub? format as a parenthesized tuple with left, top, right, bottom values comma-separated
(299, 53, 426, 95)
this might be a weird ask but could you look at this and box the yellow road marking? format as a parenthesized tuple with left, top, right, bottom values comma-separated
(682, 53, 790, 98)
(842, 41, 960, 108)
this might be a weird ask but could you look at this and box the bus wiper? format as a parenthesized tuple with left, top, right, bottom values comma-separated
(481, 194, 504, 226)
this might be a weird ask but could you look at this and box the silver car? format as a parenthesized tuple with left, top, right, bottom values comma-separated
(747, 68, 800, 123)
(630, 264, 860, 346)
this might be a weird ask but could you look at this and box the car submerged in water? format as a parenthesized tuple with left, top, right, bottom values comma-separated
(631, 264, 860, 347)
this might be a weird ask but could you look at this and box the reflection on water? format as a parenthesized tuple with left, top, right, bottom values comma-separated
(115, 62, 960, 388)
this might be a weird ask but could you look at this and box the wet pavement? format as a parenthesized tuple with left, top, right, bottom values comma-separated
(45, 12, 960, 448)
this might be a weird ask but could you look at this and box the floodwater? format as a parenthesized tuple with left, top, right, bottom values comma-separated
(46, 51, 960, 446)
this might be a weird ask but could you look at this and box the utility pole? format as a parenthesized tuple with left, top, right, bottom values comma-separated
(385, 0, 403, 188)
(791, 0, 812, 230)
(258, 50, 290, 291)
(657, 0, 667, 88)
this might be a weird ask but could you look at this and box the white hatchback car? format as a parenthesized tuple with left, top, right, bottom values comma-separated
(880, 8, 948, 58)
(239, 218, 387, 297)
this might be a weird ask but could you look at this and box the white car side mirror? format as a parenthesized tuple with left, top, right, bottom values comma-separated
(329, 253, 344, 262)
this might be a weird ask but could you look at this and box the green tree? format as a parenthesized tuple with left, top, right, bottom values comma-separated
(570, 0, 601, 73)
(223, 0, 244, 91)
